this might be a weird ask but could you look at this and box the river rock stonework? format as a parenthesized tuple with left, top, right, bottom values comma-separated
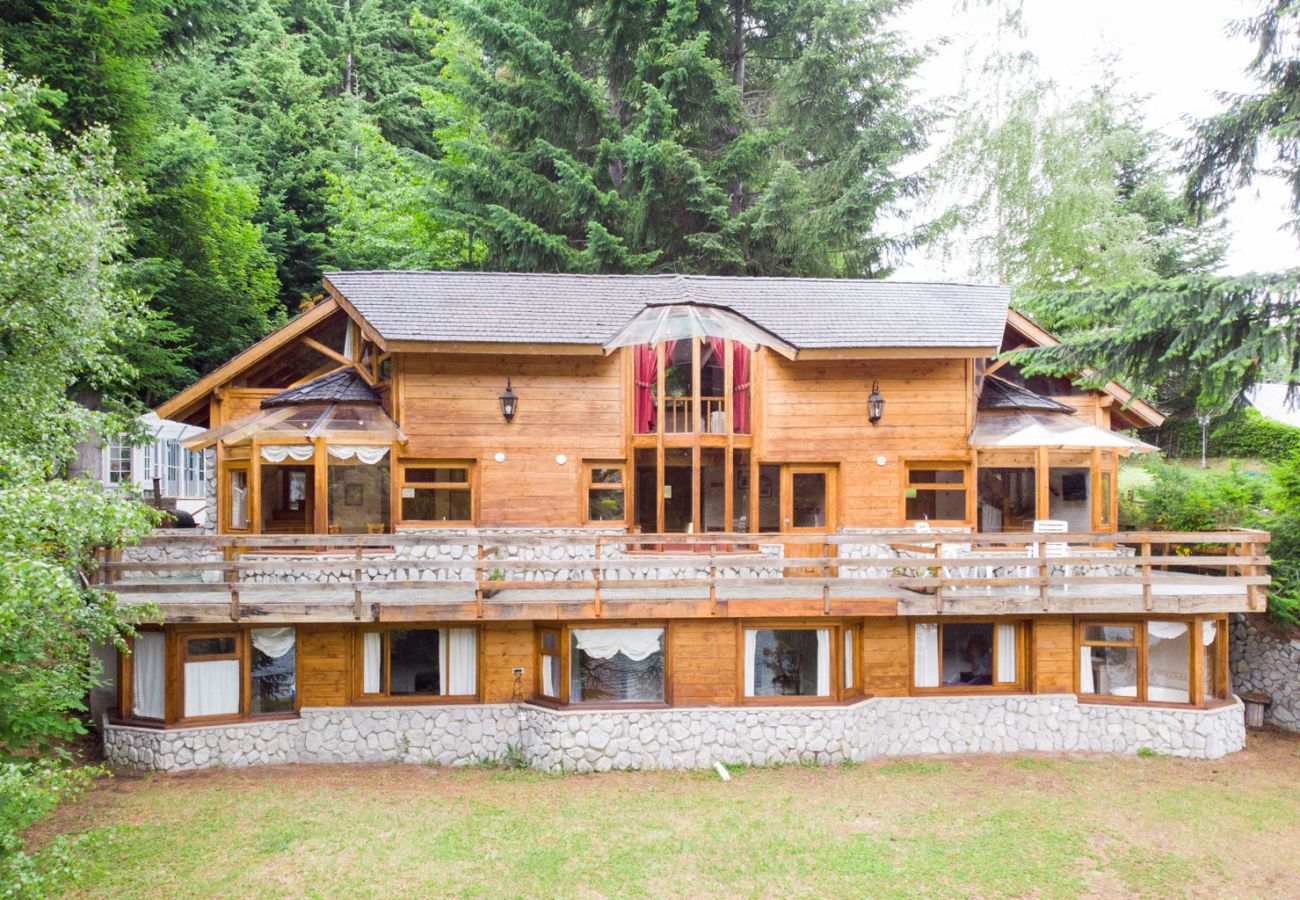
(103, 694, 1244, 773)
(1231, 613, 1300, 730)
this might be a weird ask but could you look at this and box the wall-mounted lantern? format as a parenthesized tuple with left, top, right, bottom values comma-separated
(867, 380, 885, 425)
(500, 378, 518, 423)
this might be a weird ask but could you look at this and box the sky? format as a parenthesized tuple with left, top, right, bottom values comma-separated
(890, 0, 1299, 279)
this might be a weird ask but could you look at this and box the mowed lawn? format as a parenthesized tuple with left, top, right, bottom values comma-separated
(34, 729, 1300, 898)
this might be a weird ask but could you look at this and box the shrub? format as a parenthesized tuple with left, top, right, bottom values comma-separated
(1120, 462, 1265, 533)
(1149, 408, 1300, 463)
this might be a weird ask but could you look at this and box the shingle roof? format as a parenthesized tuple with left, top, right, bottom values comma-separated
(261, 369, 379, 409)
(324, 271, 1010, 351)
(979, 374, 1075, 413)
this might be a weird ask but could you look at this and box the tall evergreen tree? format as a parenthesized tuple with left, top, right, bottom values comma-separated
(424, 0, 926, 275)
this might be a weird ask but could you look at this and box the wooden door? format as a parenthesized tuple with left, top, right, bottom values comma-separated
(781, 464, 837, 577)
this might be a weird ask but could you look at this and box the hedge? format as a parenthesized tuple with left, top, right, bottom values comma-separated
(1147, 408, 1300, 463)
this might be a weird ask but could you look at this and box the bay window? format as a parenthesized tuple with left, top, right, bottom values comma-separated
(534, 625, 666, 705)
(1077, 617, 1228, 705)
(912, 620, 1024, 691)
(359, 626, 478, 700)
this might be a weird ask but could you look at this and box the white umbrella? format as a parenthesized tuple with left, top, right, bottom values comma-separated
(602, 301, 796, 358)
(970, 410, 1159, 454)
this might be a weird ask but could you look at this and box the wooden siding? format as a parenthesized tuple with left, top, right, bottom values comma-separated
(481, 622, 535, 703)
(860, 617, 911, 696)
(1031, 617, 1076, 694)
(399, 352, 624, 526)
(759, 356, 972, 527)
(669, 620, 738, 706)
(298, 625, 351, 706)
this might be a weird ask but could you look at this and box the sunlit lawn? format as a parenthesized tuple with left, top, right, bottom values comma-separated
(35, 729, 1300, 898)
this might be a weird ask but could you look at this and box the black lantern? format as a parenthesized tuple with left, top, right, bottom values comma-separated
(867, 380, 885, 425)
(500, 377, 518, 423)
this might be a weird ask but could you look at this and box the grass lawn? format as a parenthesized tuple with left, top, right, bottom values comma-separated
(33, 729, 1300, 898)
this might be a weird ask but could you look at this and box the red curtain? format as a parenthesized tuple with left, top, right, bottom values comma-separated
(732, 343, 751, 433)
(633, 344, 658, 433)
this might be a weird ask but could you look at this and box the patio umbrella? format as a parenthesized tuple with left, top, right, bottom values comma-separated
(602, 301, 797, 359)
(970, 410, 1159, 454)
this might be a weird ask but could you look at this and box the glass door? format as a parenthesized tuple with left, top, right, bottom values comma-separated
(781, 465, 837, 577)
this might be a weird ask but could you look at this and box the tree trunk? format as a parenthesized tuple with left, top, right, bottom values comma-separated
(728, 0, 747, 214)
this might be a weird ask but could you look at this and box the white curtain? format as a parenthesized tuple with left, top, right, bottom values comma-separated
(541, 655, 557, 697)
(184, 659, 240, 717)
(1079, 646, 1095, 693)
(996, 624, 1017, 683)
(1148, 620, 1189, 640)
(251, 627, 295, 659)
(327, 445, 390, 464)
(843, 629, 855, 690)
(743, 629, 758, 697)
(571, 627, 664, 661)
(914, 623, 939, 688)
(363, 632, 382, 694)
(230, 477, 248, 529)
(816, 629, 831, 696)
(132, 632, 165, 719)
(437, 628, 477, 695)
(260, 444, 315, 462)
(1202, 620, 1218, 646)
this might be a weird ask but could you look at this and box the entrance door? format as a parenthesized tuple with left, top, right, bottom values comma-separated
(781, 465, 837, 577)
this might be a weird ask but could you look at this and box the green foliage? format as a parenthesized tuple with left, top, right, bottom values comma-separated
(1261, 450, 1300, 626)
(1120, 461, 1265, 533)
(424, 0, 926, 275)
(1184, 1, 1300, 236)
(1152, 408, 1300, 464)
(0, 762, 101, 898)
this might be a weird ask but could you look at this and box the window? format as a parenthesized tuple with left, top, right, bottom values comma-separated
(250, 628, 296, 714)
(360, 627, 478, 699)
(570, 628, 665, 703)
(977, 466, 1035, 531)
(183, 448, 206, 498)
(538, 629, 562, 700)
(182, 633, 241, 719)
(843, 625, 858, 693)
(585, 462, 626, 523)
(632, 340, 752, 436)
(226, 466, 250, 531)
(328, 453, 390, 535)
(131, 632, 165, 720)
(744, 628, 832, 699)
(165, 440, 182, 497)
(913, 621, 1023, 690)
(399, 462, 473, 524)
(904, 463, 969, 523)
(1077, 618, 1227, 705)
(107, 441, 132, 485)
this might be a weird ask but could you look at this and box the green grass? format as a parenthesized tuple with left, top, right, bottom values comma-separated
(33, 730, 1300, 898)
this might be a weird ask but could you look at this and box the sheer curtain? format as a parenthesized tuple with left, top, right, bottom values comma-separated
(914, 623, 940, 687)
(1079, 647, 1095, 693)
(743, 629, 758, 697)
(816, 629, 831, 696)
(843, 629, 855, 691)
(132, 632, 165, 719)
(995, 624, 1017, 683)
(439, 628, 478, 696)
(184, 660, 240, 717)
(571, 628, 664, 661)
(363, 632, 382, 694)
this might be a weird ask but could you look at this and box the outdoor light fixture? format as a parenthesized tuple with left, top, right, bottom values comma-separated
(867, 380, 885, 425)
(499, 378, 519, 423)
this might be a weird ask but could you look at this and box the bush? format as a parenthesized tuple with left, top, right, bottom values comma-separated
(1149, 408, 1300, 463)
(1120, 461, 1266, 532)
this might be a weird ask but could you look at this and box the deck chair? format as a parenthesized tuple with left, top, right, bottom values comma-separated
(1026, 519, 1073, 591)
(913, 519, 985, 591)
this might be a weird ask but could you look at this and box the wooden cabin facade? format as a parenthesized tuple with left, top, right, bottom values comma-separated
(99, 273, 1265, 771)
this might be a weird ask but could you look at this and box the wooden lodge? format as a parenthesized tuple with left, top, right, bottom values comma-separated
(99, 273, 1267, 771)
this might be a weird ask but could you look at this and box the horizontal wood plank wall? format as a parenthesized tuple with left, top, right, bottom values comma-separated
(297, 625, 351, 706)
(1047, 395, 1107, 427)
(1031, 617, 1075, 694)
(481, 623, 534, 703)
(400, 353, 624, 526)
(860, 618, 910, 696)
(670, 620, 738, 706)
(759, 356, 971, 527)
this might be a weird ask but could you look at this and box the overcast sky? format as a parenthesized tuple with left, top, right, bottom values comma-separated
(890, 0, 1299, 279)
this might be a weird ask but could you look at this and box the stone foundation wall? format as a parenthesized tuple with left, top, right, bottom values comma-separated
(103, 694, 1245, 773)
(1230, 613, 1300, 730)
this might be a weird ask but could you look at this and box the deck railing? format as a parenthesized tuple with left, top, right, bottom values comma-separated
(94, 528, 1271, 619)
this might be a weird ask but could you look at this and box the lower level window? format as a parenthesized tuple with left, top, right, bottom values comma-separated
(570, 628, 664, 703)
(131, 632, 165, 720)
(745, 628, 831, 698)
(913, 621, 1021, 690)
(361, 627, 478, 698)
(250, 627, 297, 714)
(1079, 618, 1226, 705)
(183, 633, 241, 719)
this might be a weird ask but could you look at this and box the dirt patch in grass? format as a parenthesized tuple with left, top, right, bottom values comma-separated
(30, 728, 1300, 898)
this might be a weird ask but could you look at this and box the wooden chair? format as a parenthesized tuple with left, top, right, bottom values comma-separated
(1026, 519, 1072, 591)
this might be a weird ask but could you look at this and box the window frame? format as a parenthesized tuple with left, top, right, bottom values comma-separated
(909, 618, 1028, 695)
(1074, 616, 1230, 707)
(738, 620, 860, 706)
(177, 629, 244, 724)
(582, 460, 628, 526)
(901, 459, 972, 526)
(354, 624, 481, 703)
(222, 462, 252, 533)
(118, 626, 166, 724)
(395, 459, 477, 527)
(534, 622, 669, 708)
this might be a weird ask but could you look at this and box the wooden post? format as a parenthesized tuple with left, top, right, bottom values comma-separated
(1246, 537, 1260, 611)
(593, 539, 603, 618)
(227, 544, 241, 621)
(823, 540, 831, 614)
(353, 543, 364, 620)
(475, 541, 486, 619)
(1038, 537, 1049, 611)
(1140, 540, 1152, 611)
(708, 544, 718, 616)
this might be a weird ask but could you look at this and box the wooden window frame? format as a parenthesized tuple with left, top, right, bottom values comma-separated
(901, 459, 972, 527)
(1074, 616, 1231, 708)
(221, 462, 252, 534)
(395, 459, 477, 527)
(582, 460, 628, 526)
(353, 624, 482, 704)
(117, 626, 166, 725)
(177, 629, 244, 725)
(909, 618, 1028, 695)
(533, 622, 670, 708)
(737, 619, 860, 707)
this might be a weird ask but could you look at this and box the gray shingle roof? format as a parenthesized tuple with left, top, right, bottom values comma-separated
(324, 271, 1010, 351)
(979, 374, 1075, 413)
(262, 369, 379, 408)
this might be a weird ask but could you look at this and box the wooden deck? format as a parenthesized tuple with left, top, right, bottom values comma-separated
(95, 529, 1270, 623)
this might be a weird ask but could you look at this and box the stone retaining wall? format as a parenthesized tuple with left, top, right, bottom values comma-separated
(103, 694, 1245, 773)
(1230, 613, 1300, 730)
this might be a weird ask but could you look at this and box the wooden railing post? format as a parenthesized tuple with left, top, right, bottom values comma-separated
(1246, 537, 1260, 611)
(709, 544, 718, 616)
(594, 538, 603, 618)
(1140, 540, 1152, 612)
(474, 541, 486, 619)
(1038, 537, 1049, 611)
(823, 541, 831, 615)
(226, 544, 241, 621)
(352, 543, 364, 621)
